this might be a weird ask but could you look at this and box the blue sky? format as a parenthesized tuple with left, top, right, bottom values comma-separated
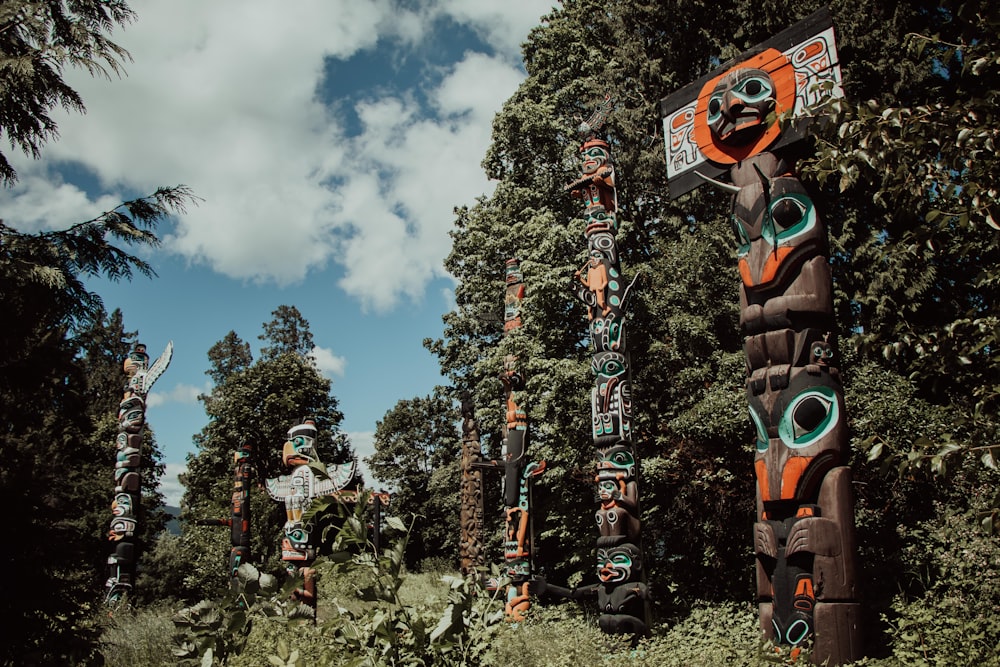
(0, 0, 556, 505)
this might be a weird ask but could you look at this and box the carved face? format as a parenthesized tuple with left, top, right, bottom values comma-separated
(693, 48, 795, 164)
(283, 422, 317, 466)
(108, 516, 136, 540)
(284, 521, 311, 550)
(584, 205, 617, 234)
(580, 141, 610, 175)
(732, 174, 825, 290)
(117, 395, 145, 433)
(707, 68, 776, 145)
(597, 543, 642, 583)
(123, 345, 148, 376)
(596, 444, 635, 480)
(111, 492, 133, 518)
(751, 370, 845, 503)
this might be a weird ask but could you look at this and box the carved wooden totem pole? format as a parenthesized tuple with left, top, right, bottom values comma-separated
(565, 98, 648, 639)
(496, 258, 546, 621)
(193, 440, 253, 590)
(659, 10, 860, 664)
(459, 394, 485, 576)
(266, 419, 356, 615)
(106, 340, 173, 604)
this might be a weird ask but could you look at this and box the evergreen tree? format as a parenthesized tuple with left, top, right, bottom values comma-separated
(0, 0, 135, 184)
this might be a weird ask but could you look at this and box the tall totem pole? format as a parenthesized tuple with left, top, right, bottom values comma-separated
(495, 258, 546, 621)
(193, 440, 253, 590)
(564, 97, 648, 638)
(106, 340, 173, 604)
(659, 10, 860, 664)
(458, 394, 485, 576)
(266, 419, 357, 615)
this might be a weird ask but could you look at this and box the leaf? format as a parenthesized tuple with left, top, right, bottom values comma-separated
(386, 516, 406, 532)
(867, 441, 884, 461)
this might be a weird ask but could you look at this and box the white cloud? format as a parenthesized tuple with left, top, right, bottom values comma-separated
(159, 462, 187, 507)
(347, 430, 380, 488)
(0, 0, 551, 310)
(310, 346, 347, 377)
(439, 0, 555, 60)
(146, 382, 207, 408)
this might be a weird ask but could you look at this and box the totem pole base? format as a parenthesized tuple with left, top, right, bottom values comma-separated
(813, 602, 862, 666)
(760, 601, 861, 665)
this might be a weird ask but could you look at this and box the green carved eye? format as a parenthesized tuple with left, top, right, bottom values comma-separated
(778, 386, 839, 448)
(750, 407, 769, 452)
(610, 551, 633, 568)
(732, 76, 774, 104)
(707, 93, 724, 124)
(771, 193, 816, 243)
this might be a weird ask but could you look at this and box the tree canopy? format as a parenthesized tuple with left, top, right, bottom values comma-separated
(177, 307, 356, 600)
(0, 0, 136, 184)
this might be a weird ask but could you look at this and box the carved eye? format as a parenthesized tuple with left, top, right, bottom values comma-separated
(779, 386, 839, 448)
(610, 551, 632, 567)
(750, 407, 769, 452)
(731, 216, 751, 257)
(707, 94, 724, 123)
(770, 193, 817, 243)
(733, 76, 774, 104)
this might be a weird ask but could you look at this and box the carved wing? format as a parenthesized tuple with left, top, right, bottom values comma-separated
(265, 475, 293, 501)
(141, 341, 174, 394)
(312, 458, 357, 496)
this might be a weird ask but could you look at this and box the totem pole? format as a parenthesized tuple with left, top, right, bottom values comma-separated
(659, 10, 860, 664)
(106, 340, 173, 604)
(490, 258, 547, 621)
(193, 440, 253, 590)
(266, 419, 357, 614)
(459, 394, 485, 576)
(565, 96, 649, 639)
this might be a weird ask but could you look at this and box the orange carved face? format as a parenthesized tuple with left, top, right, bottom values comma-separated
(693, 48, 796, 164)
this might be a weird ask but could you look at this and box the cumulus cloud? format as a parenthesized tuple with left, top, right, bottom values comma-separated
(159, 462, 187, 507)
(310, 346, 347, 377)
(0, 0, 552, 310)
(146, 382, 207, 408)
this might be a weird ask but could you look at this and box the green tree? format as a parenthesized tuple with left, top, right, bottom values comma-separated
(801, 0, 1000, 476)
(204, 330, 253, 388)
(0, 0, 135, 184)
(367, 394, 461, 570)
(180, 307, 355, 598)
(259, 304, 316, 361)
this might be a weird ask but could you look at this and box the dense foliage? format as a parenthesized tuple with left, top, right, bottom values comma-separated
(421, 0, 1000, 656)
(168, 306, 358, 602)
(367, 394, 461, 570)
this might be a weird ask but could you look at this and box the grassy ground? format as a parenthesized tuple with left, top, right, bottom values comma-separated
(99, 563, 1000, 667)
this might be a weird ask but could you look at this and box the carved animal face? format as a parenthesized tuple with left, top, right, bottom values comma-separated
(751, 370, 845, 504)
(707, 68, 777, 146)
(732, 174, 825, 290)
